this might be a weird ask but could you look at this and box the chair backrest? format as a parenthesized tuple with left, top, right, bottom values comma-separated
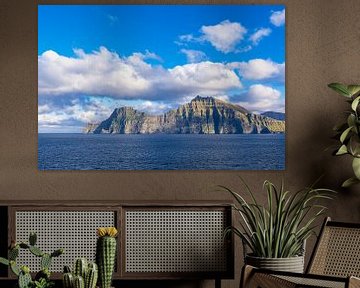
(307, 217, 360, 277)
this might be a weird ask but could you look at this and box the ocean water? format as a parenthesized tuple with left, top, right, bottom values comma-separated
(38, 133, 285, 170)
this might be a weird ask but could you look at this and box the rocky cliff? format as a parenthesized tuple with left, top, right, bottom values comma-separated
(88, 96, 285, 134)
(261, 111, 285, 121)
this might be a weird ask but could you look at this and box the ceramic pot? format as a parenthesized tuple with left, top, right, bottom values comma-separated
(245, 254, 305, 273)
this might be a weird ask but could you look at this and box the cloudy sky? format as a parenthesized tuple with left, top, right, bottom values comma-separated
(38, 5, 285, 133)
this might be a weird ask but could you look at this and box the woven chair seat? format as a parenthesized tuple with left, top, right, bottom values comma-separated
(241, 218, 360, 288)
(277, 275, 346, 288)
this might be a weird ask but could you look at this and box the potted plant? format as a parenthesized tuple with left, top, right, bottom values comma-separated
(328, 83, 360, 187)
(222, 179, 334, 273)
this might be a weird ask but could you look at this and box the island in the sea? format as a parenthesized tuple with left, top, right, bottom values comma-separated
(84, 96, 285, 134)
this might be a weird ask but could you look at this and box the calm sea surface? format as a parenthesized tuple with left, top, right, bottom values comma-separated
(38, 133, 285, 170)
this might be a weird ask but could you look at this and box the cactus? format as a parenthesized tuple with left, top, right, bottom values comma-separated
(74, 275, 85, 288)
(96, 227, 118, 288)
(51, 248, 64, 258)
(35, 268, 51, 282)
(85, 263, 98, 288)
(64, 265, 72, 273)
(41, 253, 52, 270)
(19, 243, 30, 249)
(29, 232, 37, 246)
(29, 245, 44, 257)
(9, 246, 19, 260)
(18, 270, 32, 288)
(63, 272, 74, 288)
(63, 260, 98, 288)
(74, 258, 88, 279)
(0, 233, 63, 288)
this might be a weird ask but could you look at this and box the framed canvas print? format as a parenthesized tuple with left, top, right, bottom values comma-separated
(38, 4, 285, 170)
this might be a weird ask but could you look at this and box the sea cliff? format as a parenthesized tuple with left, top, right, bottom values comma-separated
(85, 96, 285, 134)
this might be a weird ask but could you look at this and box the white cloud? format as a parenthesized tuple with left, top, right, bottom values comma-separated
(249, 28, 272, 45)
(134, 101, 174, 115)
(231, 58, 285, 81)
(38, 104, 51, 114)
(38, 97, 114, 126)
(180, 49, 207, 63)
(213, 95, 230, 102)
(237, 84, 284, 113)
(270, 9, 285, 27)
(38, 47, 152, 97)
(38, 110, 70, 125)
(200, 20, 247, 53)
(39, 47, 242, 101)
(169, 61, 242, 94)
(179, 34, 196, 42)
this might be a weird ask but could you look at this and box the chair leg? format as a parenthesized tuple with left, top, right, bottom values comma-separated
(240, 265, 255, 288)
(215, 278, 221, 288)
(240, 265, 296, 288)
(349, 276, 360, 288)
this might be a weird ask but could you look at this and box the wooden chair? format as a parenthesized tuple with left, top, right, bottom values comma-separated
(241, 217, 360, 288)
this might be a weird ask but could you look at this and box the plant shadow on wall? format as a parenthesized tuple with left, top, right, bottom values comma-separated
(220, 178, 336, 273)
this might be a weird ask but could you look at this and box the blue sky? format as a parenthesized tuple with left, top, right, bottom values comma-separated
(38, 5, 285, 133)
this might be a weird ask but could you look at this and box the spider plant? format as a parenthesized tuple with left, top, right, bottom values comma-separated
(222, 179, 335, 258)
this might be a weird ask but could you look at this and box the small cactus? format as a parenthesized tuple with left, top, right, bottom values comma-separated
(85, 263, 98, 288)
(74, 275, 85, 288)
(63, 272, 74, 288)
(64, 265, 72, 273)
(74, 258, 88, 279)
(96, 227, 118, 288)
(63, 259, 98, 288)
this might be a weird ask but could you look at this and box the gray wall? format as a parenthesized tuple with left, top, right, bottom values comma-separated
(1, 0, 360, 287)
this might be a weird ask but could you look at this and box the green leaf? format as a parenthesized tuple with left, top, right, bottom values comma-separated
(348, 135, 360, 157)
(328, 83, 351, 97)
(351, 96, 360, 111)
(347, 85, 360, 97)
(352, 157, 360, 179)
(336, 145, 348, 155)
(0, 257, 9, 266)
(342, 177, 360, 188)
(340, 126, 352, 143)
(10, 261, 20, 276)
(347, 114, 356, 128)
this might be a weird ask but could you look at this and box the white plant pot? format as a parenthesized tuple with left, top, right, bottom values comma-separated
(245, 254, 305, 273)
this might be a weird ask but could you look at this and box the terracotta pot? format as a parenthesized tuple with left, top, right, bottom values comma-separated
(245, 254, 304, 273)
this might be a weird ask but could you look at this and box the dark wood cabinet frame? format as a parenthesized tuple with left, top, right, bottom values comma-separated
(0, 201, 234, 287)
